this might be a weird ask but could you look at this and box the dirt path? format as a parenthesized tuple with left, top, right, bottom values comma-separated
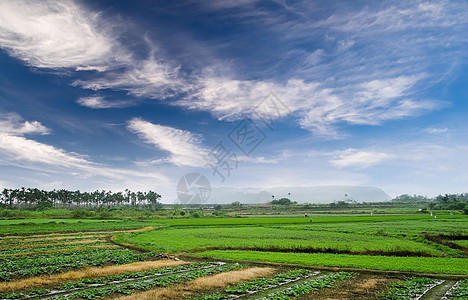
(419, 280, 457, 300)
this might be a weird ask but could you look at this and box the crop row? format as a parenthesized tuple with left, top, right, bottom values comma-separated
(0, 248, 139, 272)
(382, 277, 441, 299)
(46, 263, 243, 299)
(0, 249, 156, 281)
(0, 230, 126, 240)
(260, 272, 354, 299)
(0, 241, 109, 255)
(0, 236, 106, 247)
(188, 271, 354, 300)
(0, 245, 118, 262)
(443, 279, 468, 299)
(187, 268, 317, 300)
(225, 269, 314, 294)
(0, 262, 221, 299)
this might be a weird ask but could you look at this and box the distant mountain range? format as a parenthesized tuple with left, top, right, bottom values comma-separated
(206, 186, 391, 204)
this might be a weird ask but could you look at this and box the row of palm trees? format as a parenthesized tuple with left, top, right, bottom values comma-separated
(0, 188, 162, 210)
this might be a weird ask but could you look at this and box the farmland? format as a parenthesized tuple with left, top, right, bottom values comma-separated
(0, 213, 466, 299)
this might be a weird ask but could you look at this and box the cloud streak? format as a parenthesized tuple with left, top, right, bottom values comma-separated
(77, 96, 134, 109)
(0, 0, 464, 137)
(0, 0, 120, 70)
(180, 75, 442, 136)
(331, 149, 394, 168)
(127, 118, 207, 167)
(0, 113, 167, 184)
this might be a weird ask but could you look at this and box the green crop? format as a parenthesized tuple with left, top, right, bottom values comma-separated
(225, 269, 311, 294)
(47, 263, 243, 300)
(444, 279, 468, 299)
(198, 250, 468, 274)
(382, 277, 437, 299)
(261, 272, 354, 299)
(0, 249, 156, 281)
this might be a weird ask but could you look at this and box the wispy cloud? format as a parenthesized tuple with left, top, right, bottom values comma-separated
(0, 0, 122, 70)
(331, 149, 394, 168)
(180, 75, 442, 136)
(0, 0, 464, 136)
(73, 58, 184, 100)
(0, 0, 181, 100)
(0, 113, 167, 184)
(77, 96, 134, 109)
(127, 118, 207, 167)
(426, 127, 449, 134)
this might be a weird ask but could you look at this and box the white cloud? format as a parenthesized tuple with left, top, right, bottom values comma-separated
(77, 96, 134, 109)
(331, 149, 394, 168)
(0, 113, 50, 135)
(73, 58, 184, 100)
(0, 113, 168, 185)
(181, 75, 442, 136)
(0, 0, 181, 100)
(127, 118, 207, 167)
(426, 127, 449, 134)
(0, 0, 121, 70)
(0, 134, 90, 168)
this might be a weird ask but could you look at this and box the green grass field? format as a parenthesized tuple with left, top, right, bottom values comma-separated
(197, 250, 468, 274)
(117, 226, 447, 255)
(0, 219, 148, 234)
(114, 214, 468, 274)
(1, 214, 467, 275)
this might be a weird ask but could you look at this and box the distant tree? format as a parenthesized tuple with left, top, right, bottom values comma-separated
(231, 201, 242, 207)
(146, 190, 162, 211)
(392, 194, 430, 202)
(271, 198, 294, 205)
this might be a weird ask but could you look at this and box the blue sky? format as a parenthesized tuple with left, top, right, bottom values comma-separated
(0, 0, 467, 202)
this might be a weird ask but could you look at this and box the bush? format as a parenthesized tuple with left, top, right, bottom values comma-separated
(71, 209, 95, 219)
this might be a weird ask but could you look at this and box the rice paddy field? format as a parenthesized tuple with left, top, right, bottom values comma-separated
(0, 214, 467, 299)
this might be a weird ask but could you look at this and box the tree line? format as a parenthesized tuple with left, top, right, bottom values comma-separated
(392, 193, 468, 213)
(0, 188, 162, 211)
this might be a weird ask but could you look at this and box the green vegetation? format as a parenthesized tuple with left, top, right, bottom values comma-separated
(261, 272, 354, 299)
(0, 201, 467, 300)
(445, 279, 468, 299)
(0, 219, 147, 234)
(453, 240, 468, 247)
(198, 250, 468, 274)
(53, 263, 241, 300)
(382, 277, 437, 299)
(225, 269, 311, 294)
(0, 262, 222, 299)
(0, 249, 155, 281)
(118, 216, 468, 257)
(0, 188, 162, 211)
(118, 225, 450, 255)
(188, 271, 353, 300)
